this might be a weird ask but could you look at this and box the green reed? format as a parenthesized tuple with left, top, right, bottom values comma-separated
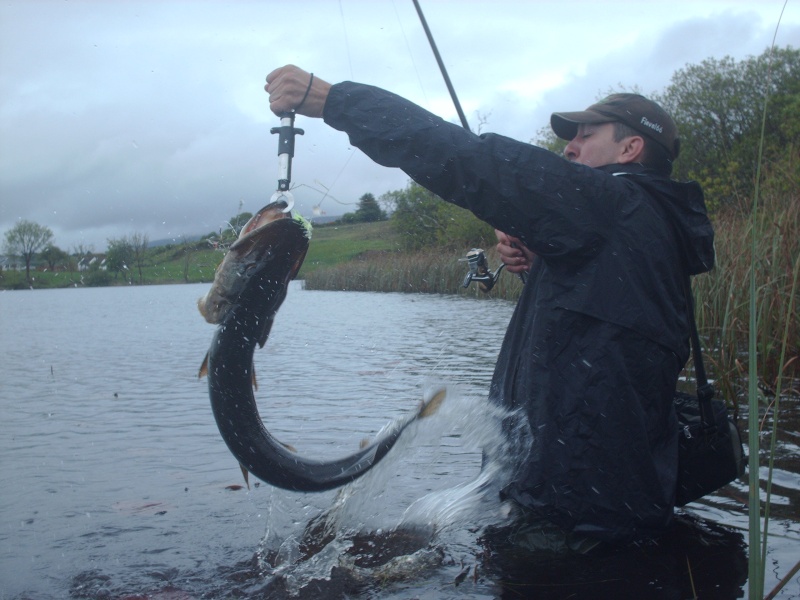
(692, 190, 799, 404)
(705, 8, 796, 593)
(304, 246, 524, 301)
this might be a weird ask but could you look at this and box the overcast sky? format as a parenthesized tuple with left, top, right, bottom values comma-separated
(1, 0, 797, 252)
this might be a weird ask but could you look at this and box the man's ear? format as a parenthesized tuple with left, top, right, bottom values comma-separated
(617, 136, 645, 164)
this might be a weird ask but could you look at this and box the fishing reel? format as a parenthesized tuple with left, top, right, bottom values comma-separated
(461, 248, 507, 293)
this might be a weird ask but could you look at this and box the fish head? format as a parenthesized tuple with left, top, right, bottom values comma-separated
(198, 201, 312, 324)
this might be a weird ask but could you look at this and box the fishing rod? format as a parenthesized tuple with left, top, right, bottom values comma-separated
(412, 0, 527, 290)
(411, 0, 470, 132)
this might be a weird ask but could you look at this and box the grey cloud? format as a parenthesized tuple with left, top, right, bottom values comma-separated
(1, 1, 796, 251)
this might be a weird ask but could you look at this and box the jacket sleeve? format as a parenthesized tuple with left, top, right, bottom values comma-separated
(322, 81, 620, 262)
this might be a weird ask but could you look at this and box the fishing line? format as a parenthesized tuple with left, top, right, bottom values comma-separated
(296, 1, 362, 214)
(338, 0, 354, 79)
(305, 1, 429, 215)
(391, 0, 429, 106)
(308, 148, 358, 213)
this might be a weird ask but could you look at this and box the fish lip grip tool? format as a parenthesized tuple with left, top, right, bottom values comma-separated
(270, 112, 304, 213)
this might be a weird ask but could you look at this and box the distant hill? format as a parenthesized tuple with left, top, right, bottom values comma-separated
(148, 234, 204, 248)
(309, 215, 343, 225)
(146, 215, 343, 248)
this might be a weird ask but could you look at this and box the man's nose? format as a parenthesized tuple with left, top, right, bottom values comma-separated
(564, 139, 579, 161)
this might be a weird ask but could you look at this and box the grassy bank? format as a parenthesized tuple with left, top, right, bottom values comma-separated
(301, 220, 402, 272)
(0, 221, 402, 290)
(0, 243, 224, 289)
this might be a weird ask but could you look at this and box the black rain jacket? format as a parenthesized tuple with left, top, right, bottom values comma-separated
(323, 82, 715, 543)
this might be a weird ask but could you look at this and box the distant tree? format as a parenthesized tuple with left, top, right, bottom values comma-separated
(388, 181, 494, 251)
(388, 183, 443, 250)
(3, 220, 54, 281)
(377, 189, 398, 215)
(128, 232, 149, 284)
(229, 211, 253, 236)
(441, 205, 497, 250)
(180, 235, 192, 283)
(339, 193, 387, 224)
(72, 243, 94, 259)
(354, 193, 386, 222)
(657, 46, 800, 209)
(106, 236, 133, 281)
(475, 110, 492, 135)
(533, 125, 567, 155)
(212, 211, 255, 243)
(40, 244, 69, 271)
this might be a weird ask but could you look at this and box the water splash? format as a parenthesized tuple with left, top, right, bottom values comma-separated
(252, 384, 526, 595)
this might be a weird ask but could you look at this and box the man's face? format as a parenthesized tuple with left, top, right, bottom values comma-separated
(563, 122, 629, 168)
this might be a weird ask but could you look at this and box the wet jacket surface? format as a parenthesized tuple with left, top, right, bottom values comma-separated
(324, 82, 715, 542)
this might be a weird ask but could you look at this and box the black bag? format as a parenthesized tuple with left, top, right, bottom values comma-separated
(674, 281, 745, 507)
(674, 391, 745, 506)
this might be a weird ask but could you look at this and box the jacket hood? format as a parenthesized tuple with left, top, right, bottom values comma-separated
(600, 164, 715, 275)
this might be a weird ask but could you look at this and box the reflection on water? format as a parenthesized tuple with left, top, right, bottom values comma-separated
(0, 282, 798, 599)
(480, 512, 749, 599)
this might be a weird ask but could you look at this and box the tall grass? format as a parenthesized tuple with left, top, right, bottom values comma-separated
(693, 190, 799, 402)
(304, 246, 524, 300)
(695, 187, 798, 600)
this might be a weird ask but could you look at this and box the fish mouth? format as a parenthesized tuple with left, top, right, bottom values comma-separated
(233, 201, 300, 247)
(197, 202, 311, 325)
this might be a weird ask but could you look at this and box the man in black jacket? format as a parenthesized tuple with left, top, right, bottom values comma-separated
(265, 65, 715, 546)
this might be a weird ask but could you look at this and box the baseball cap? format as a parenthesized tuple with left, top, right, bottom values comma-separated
(551, 93, 680, 159)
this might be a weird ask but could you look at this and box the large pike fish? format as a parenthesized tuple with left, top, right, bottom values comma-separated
(198, 201, 443, 492)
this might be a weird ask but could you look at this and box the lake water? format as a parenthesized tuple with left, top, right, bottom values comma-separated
(1, 282, 798, 599)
